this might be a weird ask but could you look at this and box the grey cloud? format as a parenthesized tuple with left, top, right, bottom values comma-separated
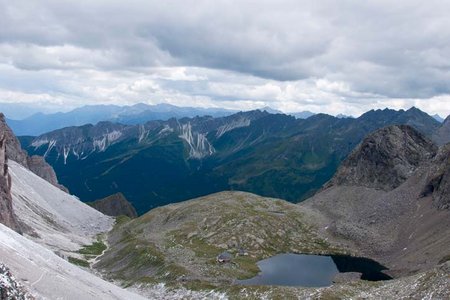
(1, 0, 450, 111)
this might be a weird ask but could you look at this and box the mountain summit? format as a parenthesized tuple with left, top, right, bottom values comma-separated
(329, 125, 437, 190)
(303, 125, 450, 276)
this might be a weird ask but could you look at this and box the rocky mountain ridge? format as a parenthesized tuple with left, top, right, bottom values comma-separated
(328, 125, 438, 191)
(6, 103, 238, 136)
(21, 107, 446, 214)
(25, 110, 268, 163)
(302, 125, 450, 276)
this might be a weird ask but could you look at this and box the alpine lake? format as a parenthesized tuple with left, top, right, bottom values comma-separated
(237, 253, 392, 287)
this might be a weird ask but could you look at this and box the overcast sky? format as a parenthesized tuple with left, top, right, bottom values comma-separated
(1, 0, 450, 116)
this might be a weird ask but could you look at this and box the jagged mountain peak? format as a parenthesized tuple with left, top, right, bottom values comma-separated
(433, 114, 444, 123)
(28, 111, 271, 164)
(360, 107, 399, 117)
(328, 125, 438, 191)
(208, 109, 269, 123)
(259, 106, 283, 114)
(405, 106, 421, 113)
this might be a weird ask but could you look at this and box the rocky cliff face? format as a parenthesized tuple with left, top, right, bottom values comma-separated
(88, 193, 137, 218)
(26, 110, 268, 164)
(0, 127, 21, 233)
(329, 125, 437, 191)
(0, 113, 66, 192)
(303, 125, 450, 275)
(0, 114, 28, 167)
(420, 144, 450, 209)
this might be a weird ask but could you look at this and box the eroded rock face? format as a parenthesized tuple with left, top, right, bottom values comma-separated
(0, 113, 67, 192)
(329, 125, 438, 191)
(0, 129, 21, 233)
(421, 144, 450, 209)
(88, 192, 137, 218)
(302, 124, 450, 275)
(0, 113, 28, 167)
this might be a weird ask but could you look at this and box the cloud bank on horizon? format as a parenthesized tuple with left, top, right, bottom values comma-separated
(1, 0, 450, 116)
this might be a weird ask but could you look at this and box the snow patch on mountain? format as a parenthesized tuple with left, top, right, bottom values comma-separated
(9, 160, 114, 253)
(216, 117, 251, 138)
(179, 122, 214, 159)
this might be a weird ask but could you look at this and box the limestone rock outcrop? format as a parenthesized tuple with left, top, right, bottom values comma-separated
(328, 125, 437, 191)
(88, 193, 137, 218)
(0, 113, 67, 192)
(0, 128, 21, 233)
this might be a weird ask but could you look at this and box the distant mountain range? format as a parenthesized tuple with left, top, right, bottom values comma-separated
(4, 102, 324, 136)
(0, 102, 52, 120)
(18, 106, 448, 214)
(6, 103, 239, 136)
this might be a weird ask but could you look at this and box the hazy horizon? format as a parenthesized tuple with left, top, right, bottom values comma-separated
(0, 101, 446, 121)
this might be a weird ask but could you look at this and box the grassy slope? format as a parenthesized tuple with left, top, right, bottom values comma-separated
(95, 192, 348, 289)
